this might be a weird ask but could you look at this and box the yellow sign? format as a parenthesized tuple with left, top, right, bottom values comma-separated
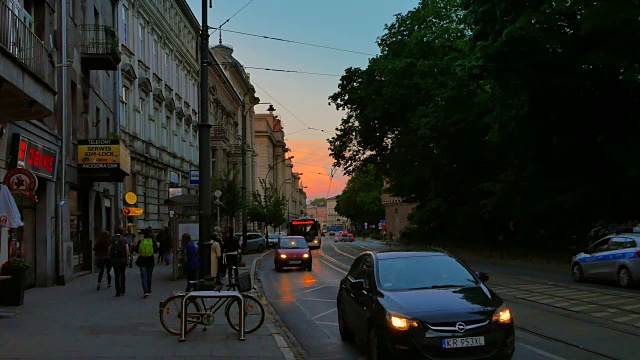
(77, 139, 130, 174)
(124, 192, 137, 205)
(123, 207, 144, 216)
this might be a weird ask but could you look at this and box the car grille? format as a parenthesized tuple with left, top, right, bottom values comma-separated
(427, 319, 489, 333)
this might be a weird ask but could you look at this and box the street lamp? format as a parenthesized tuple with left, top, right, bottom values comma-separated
(265, 155, 294, 185)
(242, 102, 275, 253)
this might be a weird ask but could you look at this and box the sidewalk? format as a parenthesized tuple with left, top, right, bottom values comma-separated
(0, 252, 294, 359)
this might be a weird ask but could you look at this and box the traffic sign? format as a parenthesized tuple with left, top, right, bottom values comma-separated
(122, 207, 144, 216)
(189, 170, 199, 185)
(214, 190, 222, 198)
(124, 192, 137, 204)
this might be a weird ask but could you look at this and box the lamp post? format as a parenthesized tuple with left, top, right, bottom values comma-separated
(265, 155, 294, 186)
(198, 0, 213, 278)
(242, 102, 275, 253)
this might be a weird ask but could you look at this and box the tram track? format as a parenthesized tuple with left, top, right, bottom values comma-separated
(318, 239, 636, 359)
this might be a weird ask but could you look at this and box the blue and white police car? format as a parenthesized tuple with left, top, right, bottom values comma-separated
(572, 227, 640, 288)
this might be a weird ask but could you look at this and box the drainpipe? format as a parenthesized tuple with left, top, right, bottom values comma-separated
(56, 0, 68, 285)
(113, 1, 123, 228)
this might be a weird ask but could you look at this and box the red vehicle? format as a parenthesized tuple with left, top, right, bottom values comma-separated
(274, 236, 312, 272)
(337, 231, 355, 242)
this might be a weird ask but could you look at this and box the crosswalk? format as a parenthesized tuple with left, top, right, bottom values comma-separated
(491, 282, 640, 327)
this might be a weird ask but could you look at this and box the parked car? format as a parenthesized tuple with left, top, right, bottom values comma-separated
(234, 232, 267, 253)
(571, 227, 640, 288)
(337, 250, 515, 359)
(274, 236, 312, 272)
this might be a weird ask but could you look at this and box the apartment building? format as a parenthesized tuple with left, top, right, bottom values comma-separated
(117, 0, 200, 232)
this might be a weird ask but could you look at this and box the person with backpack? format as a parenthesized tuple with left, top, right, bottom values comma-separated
(94, 230, 112, 291)
(223, 227, 240, 282)
(110, 227, 129, 297)
(136, 227, 158, 298)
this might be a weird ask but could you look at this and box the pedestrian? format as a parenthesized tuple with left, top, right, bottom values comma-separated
(223, 227, 240, 282)
(136, 227, 157, 298)
(125, 227, 135, 268)
(217, 228, 227, 282)
(110, 227, 129, 297)
(159, 226, 173, 265)
(93, 230, 112, 290)
(211, 228, 223, 285)
(184, 233, 199, 292)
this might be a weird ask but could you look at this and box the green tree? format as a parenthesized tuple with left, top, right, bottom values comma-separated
(247, 179, 287, 230)
(309, 198, 327, 207)
(334, 166, 385, 226)
(212, 168, 242, 228)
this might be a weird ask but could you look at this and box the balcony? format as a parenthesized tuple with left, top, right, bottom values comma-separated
(212, 124, 228, 142)
(79, 25, 121, 71)
(0, 1, 56, 121)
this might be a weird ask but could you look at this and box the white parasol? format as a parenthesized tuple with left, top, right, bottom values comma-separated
(0, 184, 24, 228)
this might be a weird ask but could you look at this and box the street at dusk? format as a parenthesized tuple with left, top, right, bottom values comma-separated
(2, 0, 640, 359)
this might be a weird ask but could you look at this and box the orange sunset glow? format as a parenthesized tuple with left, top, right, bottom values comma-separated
(284, 138, 349, 201)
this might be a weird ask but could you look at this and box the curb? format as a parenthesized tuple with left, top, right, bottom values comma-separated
(251, 251, 308, 360)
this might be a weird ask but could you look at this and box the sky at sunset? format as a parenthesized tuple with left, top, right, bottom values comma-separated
(186, 0, 419, 200)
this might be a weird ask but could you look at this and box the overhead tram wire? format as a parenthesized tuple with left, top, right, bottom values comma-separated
(208, 27, 376, 56)
(209, 0, 256, 36)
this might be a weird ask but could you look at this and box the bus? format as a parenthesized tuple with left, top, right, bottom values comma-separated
(288, 218, 322, 249)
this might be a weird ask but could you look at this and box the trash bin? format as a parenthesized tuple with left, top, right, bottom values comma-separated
(0, 268, 27, 306)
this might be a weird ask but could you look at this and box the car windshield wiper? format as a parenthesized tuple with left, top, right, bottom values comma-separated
(406, 285, 465, 290)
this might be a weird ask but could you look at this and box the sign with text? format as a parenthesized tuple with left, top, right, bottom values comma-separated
(12, 133, 58, 180)
(122, 207, 144, 216)
(189, 170, 199, 185)
(78, 139, 131, 174)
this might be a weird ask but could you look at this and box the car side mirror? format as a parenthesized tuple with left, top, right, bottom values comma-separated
(476, 272, 489, 282)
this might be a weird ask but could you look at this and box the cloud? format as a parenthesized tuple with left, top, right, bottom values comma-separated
(285, 138, 348, 200)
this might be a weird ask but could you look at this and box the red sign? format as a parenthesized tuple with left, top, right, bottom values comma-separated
(292, 220, 314, 225)
(13, 134, 57, 180)
(2, 168, 38, 201)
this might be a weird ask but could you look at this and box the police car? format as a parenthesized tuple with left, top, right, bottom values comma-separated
(571, 227, 640, 288)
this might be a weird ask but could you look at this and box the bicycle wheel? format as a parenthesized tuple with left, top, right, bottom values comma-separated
(225, 294, 265, 334)
(159, 295, 202, 335)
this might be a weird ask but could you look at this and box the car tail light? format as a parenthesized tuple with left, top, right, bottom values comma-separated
(636, 250, 640, 258)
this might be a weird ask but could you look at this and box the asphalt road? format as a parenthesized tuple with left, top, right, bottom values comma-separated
(259, 237, 640, 359)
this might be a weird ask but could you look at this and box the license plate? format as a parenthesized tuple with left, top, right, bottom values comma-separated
(442, 336, 485, 349)
(289, 260, 301, 264)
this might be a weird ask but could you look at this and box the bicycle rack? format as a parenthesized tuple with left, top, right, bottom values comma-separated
(179, 290, 245, 342)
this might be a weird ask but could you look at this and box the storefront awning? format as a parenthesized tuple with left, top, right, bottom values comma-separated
(0, 184, 24, 228)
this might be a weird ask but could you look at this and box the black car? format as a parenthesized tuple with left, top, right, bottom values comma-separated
(337, 251, 515, 359)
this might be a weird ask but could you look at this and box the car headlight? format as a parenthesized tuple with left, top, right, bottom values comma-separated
(279, 254, 287, 259)
(303, 254, 309, 258)
(386, 311, 419, 330)
(313, 239, 319, 243)
(492, 303, 512, 324)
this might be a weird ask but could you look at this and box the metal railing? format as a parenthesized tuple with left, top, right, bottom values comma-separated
(0, 1, 55, 89)
(212, 124, 227, 138)
(79, 24, 119, 56)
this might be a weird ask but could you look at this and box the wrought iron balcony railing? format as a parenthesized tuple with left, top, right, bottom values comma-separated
(0, 1, 55, 89)
(79, 24, 121, 70)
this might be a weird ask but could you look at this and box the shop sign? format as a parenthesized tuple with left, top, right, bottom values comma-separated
(77, 139, 131, 174)
(11, 134, 58, 180)
(1, 168, 38, 201)
(122, 207, 144, 216)
(124, 192, 137, 205)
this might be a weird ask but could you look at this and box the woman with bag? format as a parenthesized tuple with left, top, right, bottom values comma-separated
(211, 229, 223, 285)
(136, 227, 157, 298)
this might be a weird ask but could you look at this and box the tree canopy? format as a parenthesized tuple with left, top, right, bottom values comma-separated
(309, 198, 327, 207)
(328, 0, 640, 250)
(334, 165, 385, 226)
(247, 179, 288, 230)
(212, 168, 242, 228)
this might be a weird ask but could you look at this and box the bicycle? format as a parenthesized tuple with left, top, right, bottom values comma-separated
(159, 266, 265, 335)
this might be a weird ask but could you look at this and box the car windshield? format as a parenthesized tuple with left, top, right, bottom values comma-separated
(268, 234, 279, 239)
(280, 238, 308, 249)
(378, 255, 478, 291)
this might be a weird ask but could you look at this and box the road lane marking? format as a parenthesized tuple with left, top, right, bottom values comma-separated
(568, 305, 598, 311)
(315, 321, 338, 326)
(312, 308, 337, 320)
(301, 285, 331, 293)
(518, 343, 567, 360)
(622, 304, 640, 310)
(319, 258, 347, 275)
(599, 298, 636, 305)
(327, 240, 357, 259)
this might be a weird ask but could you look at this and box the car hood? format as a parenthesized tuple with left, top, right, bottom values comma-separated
(276, 249, 309, 257)
(379, 285, 502, 322)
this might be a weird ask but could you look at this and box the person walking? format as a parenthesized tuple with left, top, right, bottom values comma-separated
(110, 227, 129, 297)
(223, 227, 240, 282)
(211, 228, 222, 285)
(125, 227, 135, 268)
(93, 230, 112, 290)
(136, 227, 157, 298)
(159, 226, 173, 265)
(184, 233, 199, 292)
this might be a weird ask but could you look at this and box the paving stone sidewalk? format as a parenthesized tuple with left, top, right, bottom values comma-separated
(0, 252, 292, 359)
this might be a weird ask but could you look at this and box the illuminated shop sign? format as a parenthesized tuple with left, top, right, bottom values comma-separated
(12, 134, 58, 180)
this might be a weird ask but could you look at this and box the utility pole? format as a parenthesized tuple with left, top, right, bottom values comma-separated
(241, 101, 248, 253)
(198, 0, 213, 277)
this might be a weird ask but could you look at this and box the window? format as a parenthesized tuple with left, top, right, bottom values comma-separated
(164, 52, 169, 81)
(121, 86, 130, 130)
(136, 98, 145, 137)
(606, 238, 626, 251)
(162, 115, 169, 148)
(95, 106, 101, 137)
(139, 23, 145, 60)
(588, 238, 611, 254)
(122, 6, 128, 46)
(173, 120, 180, 153)
(152, 39, 158, 74)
